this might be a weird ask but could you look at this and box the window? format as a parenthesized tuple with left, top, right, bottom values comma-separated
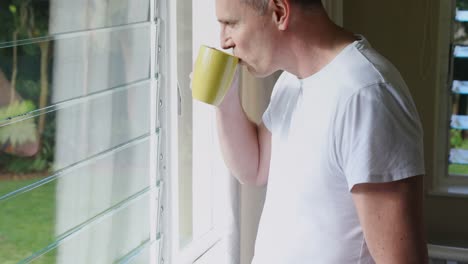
(0, 0, 164, 263)
(435, 0, 468, 195)
(0, 0, 241, 263)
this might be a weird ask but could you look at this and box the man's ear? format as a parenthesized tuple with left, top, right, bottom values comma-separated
(271, 0, 290, 31)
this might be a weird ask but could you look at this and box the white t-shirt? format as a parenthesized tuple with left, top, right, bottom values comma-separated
(252, 37, 425, 263)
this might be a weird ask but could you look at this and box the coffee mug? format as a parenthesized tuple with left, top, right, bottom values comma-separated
(192, 45, 239, 106)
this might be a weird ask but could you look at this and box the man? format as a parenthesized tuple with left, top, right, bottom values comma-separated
(213, 0, 428, 263)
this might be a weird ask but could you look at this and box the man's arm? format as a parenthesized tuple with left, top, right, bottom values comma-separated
(351, 175, 428, 264)
(215, 72, 271, 186)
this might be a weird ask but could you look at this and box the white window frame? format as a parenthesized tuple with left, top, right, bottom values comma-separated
(432, 0, 468, 197)
(165, 0, 236, 263)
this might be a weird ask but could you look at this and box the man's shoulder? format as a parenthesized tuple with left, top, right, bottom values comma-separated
(347, 39, 404, 87)
(334, 40, 407, 99)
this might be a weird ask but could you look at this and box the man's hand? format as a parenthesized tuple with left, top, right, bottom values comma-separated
(217, 66, 241, 110)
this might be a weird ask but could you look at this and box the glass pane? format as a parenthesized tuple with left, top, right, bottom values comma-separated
(0, 0, 159, 262)
(177, 0, 223, 248)
(450, 0, 468, 176)
(454, 22, 468, 45)
(0, 24, 151, 112)
(0, 138, 155, 262)
(0, 0, 150, 45)
(455, 0, 468, 44)
(123, 236, 163, 264)
(29, 190, 156, 263)
(177, 0, 194, 248)
(0, 82, 151, 197)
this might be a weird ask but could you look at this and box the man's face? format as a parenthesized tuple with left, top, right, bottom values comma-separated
(216, 0, 279, 77)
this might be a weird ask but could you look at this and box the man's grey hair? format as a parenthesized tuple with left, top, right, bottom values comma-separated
(241, 0, 323, 14)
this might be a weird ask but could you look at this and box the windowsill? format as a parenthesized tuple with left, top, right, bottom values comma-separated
(428, 243, 468, 262)
(428, 185, 468, 198)
(174, 227, 224, 263)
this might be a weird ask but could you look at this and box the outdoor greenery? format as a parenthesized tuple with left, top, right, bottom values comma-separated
(0, 1, 57, 262)
(0, 101, 37, 148)
(450, 129, 466, 149)
(448, 163, 468, 174)
(449, 0, 468, 175)
(449, 129, 468, 174)
(0, 0, 55, 176)
(0, 179, 56, 263)
(458, 0, 468, 10)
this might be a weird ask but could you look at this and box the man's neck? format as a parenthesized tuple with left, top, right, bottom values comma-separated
(279, 8, 356, 79)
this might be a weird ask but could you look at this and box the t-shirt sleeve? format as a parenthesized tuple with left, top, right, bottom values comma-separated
(262, 102, 272, 132)
(335, 83, 425, 191)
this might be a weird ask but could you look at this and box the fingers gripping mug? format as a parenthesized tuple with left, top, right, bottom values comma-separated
(192, 45, 239, 106)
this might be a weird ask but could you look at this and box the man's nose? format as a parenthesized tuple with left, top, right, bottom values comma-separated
(220, 32, 234, 50)
(221, 39, 234, 50)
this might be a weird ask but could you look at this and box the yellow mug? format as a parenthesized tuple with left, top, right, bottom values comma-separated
(192, 45, 239, 106)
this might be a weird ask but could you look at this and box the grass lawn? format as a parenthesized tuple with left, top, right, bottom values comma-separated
(0, 178, 56, 263)
(448, 164, 468, 175)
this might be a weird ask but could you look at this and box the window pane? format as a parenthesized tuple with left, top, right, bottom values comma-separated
(29, 190, 157, 263)
(0, 0, 150, 45)
(0, 82, 151, 197)
(0, 0, 160, 262)
(0, 138, 157, 262)
(449, 0, 468, 176)
(177, 0, 194, 248)
(123, 236, 163, 264)
(0, 24, 151, 110)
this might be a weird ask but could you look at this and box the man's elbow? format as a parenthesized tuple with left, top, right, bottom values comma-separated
(235, 171, 268, 187)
